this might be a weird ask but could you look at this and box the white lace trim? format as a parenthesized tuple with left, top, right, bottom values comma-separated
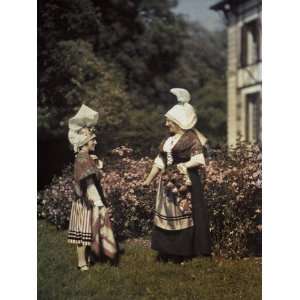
(163, 134, 182, 166)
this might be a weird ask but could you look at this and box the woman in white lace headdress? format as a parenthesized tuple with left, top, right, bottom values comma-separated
(143, 88, 211, 263)
(67, 104, 117, 271)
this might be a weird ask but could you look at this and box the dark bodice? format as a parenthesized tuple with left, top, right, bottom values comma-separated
(159, 129, 203, 166)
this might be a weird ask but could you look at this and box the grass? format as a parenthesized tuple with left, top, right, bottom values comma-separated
(38, 220, 261, 300)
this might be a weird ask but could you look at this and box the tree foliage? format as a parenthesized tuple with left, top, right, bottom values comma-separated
(38, 0, 227, 182)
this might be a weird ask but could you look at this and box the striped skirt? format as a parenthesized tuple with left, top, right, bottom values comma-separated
(68, 200, 93, 246)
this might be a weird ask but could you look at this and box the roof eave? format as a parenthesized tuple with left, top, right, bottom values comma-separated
(210, 0, 229, 11)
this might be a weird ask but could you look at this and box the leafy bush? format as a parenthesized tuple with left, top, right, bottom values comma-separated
(38, 144, 261, 258)
(205, 143, 262, 258)
(37, 165, 75, 229)
(101, 147, 156, 241)
(38, 146, 157, 241)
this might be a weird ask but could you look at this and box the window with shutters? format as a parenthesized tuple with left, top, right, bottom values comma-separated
(241, 18, 261, 67)
(245, 92, 261, 143)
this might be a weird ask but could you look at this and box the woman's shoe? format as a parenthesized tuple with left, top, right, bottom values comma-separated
(77, 265, 89, 271)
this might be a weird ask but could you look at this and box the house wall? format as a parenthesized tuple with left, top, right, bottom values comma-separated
(226, 0, 261, 146)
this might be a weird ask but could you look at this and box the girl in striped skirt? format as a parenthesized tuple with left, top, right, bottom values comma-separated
(68, 105, 117, 271)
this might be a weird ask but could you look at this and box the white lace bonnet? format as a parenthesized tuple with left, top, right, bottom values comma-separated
(68, 104, 99, 152)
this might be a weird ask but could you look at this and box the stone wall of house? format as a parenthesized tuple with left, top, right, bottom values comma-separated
(225, 0, 261, 146)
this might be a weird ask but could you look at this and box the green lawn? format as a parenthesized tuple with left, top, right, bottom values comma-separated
(38, 221, 261, 300)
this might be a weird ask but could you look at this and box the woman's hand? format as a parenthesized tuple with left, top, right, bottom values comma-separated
(90, 154, 98, 160)
(177, 163, 192, 186)
(106, 207, 112, 217)
(177, 163, 187, 174)
(142, 180, 151, 187)
(90, 154, 103, 169)
(142, 165, 160, 187)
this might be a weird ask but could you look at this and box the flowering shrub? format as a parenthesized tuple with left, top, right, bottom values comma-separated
(205, 143, 262, 258)
(38, 146, 157, 240)
(38, 144, 261, 258)
(37, 165, 75, 229)
(101, 146, 156, 241)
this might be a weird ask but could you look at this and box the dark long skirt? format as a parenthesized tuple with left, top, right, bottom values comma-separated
(151, 170, 211, 257)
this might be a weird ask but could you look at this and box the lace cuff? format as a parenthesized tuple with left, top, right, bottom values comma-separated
(190, 153, 205, 165)
(154, 155, 165, 170)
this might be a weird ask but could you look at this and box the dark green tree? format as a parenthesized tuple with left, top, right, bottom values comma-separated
(38, 0, 227, 188)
